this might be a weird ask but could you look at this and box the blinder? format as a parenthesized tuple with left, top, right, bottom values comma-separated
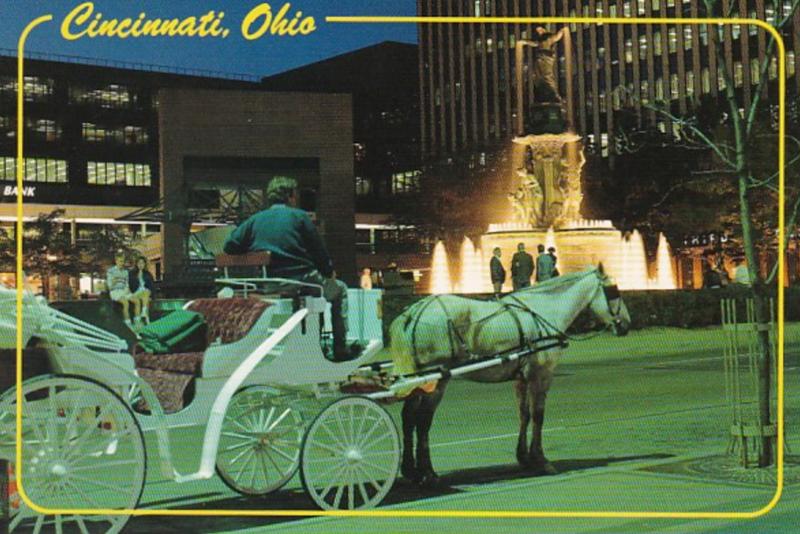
(603, 284, 621, 301)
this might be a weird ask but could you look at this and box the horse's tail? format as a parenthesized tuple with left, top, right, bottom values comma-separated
(389, 312, 418, 377)
(388, 299, 441, 397)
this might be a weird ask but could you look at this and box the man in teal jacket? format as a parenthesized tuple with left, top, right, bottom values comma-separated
(224, 176, 349, 359)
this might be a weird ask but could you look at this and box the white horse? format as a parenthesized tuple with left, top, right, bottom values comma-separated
(389, 265, 630, 485)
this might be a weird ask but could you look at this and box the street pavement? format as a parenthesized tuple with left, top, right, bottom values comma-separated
(123, 325, 800, 533)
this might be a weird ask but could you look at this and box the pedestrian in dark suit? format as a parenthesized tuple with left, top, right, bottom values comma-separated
(489, 247, 506, 294)
(511, 243, 535, 291)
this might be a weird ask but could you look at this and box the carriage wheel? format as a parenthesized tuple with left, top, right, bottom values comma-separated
(300, 397, 400, 510)
(0, 375, 146, 534)
(216, 386, 304, 495)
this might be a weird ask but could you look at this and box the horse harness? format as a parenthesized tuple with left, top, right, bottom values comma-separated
(402, 295, 567, 362)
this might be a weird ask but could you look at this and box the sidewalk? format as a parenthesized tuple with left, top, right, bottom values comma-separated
(248, 451, 798, 534)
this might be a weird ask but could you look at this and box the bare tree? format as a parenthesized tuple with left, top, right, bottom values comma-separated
(645, 3, 800, 466)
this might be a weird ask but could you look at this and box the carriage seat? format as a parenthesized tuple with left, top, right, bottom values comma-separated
(215, 251, 309, 299)
(133, 297, 269, 413)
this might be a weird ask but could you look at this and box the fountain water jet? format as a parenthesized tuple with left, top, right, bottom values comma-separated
(430, 241, 452, 294)
(458, 237, 486, 294)
(654, 233, 677, 289)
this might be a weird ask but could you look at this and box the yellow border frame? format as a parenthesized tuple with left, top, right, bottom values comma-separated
(14, 14, 786, 520)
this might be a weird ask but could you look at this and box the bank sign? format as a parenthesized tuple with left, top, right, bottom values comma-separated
(2, 186, 36, 198)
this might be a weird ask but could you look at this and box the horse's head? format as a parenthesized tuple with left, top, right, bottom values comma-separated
(589, 263, 631, 336)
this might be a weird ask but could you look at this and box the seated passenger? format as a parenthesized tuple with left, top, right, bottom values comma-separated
(106, 252, 141, 330)
(129, 256, 155, 324)
(223, 176, 350, 360)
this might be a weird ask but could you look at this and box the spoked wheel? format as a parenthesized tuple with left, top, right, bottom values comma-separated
(301, 397, 400, 510)
(216, 386, 304, 495)
(0, 375, 146, 533)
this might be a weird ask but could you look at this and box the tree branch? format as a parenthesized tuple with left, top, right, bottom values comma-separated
(643, 102, 737, 168)
(767, 191, 800, 284)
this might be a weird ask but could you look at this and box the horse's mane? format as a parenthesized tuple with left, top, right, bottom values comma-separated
(513, 267, 599, 295)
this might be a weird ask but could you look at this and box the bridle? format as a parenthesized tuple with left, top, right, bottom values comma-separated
(600, 276, 627, 330)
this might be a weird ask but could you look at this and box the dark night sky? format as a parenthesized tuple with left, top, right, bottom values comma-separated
(0, 1, 417, 77)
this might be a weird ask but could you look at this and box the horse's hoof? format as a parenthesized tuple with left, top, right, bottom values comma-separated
(530, 461, 557, 476)
(418, 471, 440, 489)
(401, 463, 420, 483)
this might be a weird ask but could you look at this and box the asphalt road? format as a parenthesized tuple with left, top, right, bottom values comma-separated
(118, 326, 800, 533)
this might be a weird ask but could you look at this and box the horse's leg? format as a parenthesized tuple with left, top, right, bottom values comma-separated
(401, 395, 422, 482)
(514, 379, 531, 466)
(528, 368, 557, 475)
(414, 380, 448, 487)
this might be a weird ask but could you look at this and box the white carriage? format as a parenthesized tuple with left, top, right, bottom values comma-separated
(0, 252, 402, 533)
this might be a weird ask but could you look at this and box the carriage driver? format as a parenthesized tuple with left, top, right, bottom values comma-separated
(223, 176, 350, 360)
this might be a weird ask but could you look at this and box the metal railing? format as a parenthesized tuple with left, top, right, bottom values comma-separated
(0, 48, 261, 83)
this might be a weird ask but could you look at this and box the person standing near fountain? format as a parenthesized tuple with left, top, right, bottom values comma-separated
(490, 247, 506, 295)
(536, 244, 557, 283)
(511, 243, 534, 291)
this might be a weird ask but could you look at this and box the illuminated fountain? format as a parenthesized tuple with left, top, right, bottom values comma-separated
(428, 26, 676, 293)
(429, 134, 678, 293)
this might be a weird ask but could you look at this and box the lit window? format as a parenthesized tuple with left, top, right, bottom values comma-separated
(732, 23, 741, 40)
(71, 84, 136, 109)
(82, 123, 148, 144)
(652, 0, 660, 11)
(749, 11, 758, 35)
(474, 0, 481, 16)
(657, 121, 666, 133)
(26, 118, 61, 142)
(700, 25, 708, 45)
(670, 74, 679, 99)
(24, 77, 53, 102)
(769, 56, 778, 79)
(612, 87, 622, 110)
(668, 0, 675, 6)
(638, 0, 646, 16)
(702, 67, 711, 93)
(655, 78, 664, 101)
(355, 176, 371, 196)
(391, 170, 421, 195)
(1, 157, 67, 183)
(625, 39, 634, 63)
(639, 35, 648, 57)
(788, 51, 796, 77)
(684, 26, 693, 50)
(750, 58, 761, 84)
(765, 5, 775, 22)
(718, 67, 727, 89)
(87, 162, 152, 187)
(624, 2, 631, 17)
(354, 143, 366, 162)
(599, 91, 607, 113)
(569, 9, 577, 31)
(640, 80, 649, 104)
(686, 71, 695, 96)
(654, 32, 662, 56)
(487, 38, 493, 53)
(668, 28, 678, 53)
(601, 133, 609, 158)
(783, 1, 794, 16)
(734, 62, 744, 87)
